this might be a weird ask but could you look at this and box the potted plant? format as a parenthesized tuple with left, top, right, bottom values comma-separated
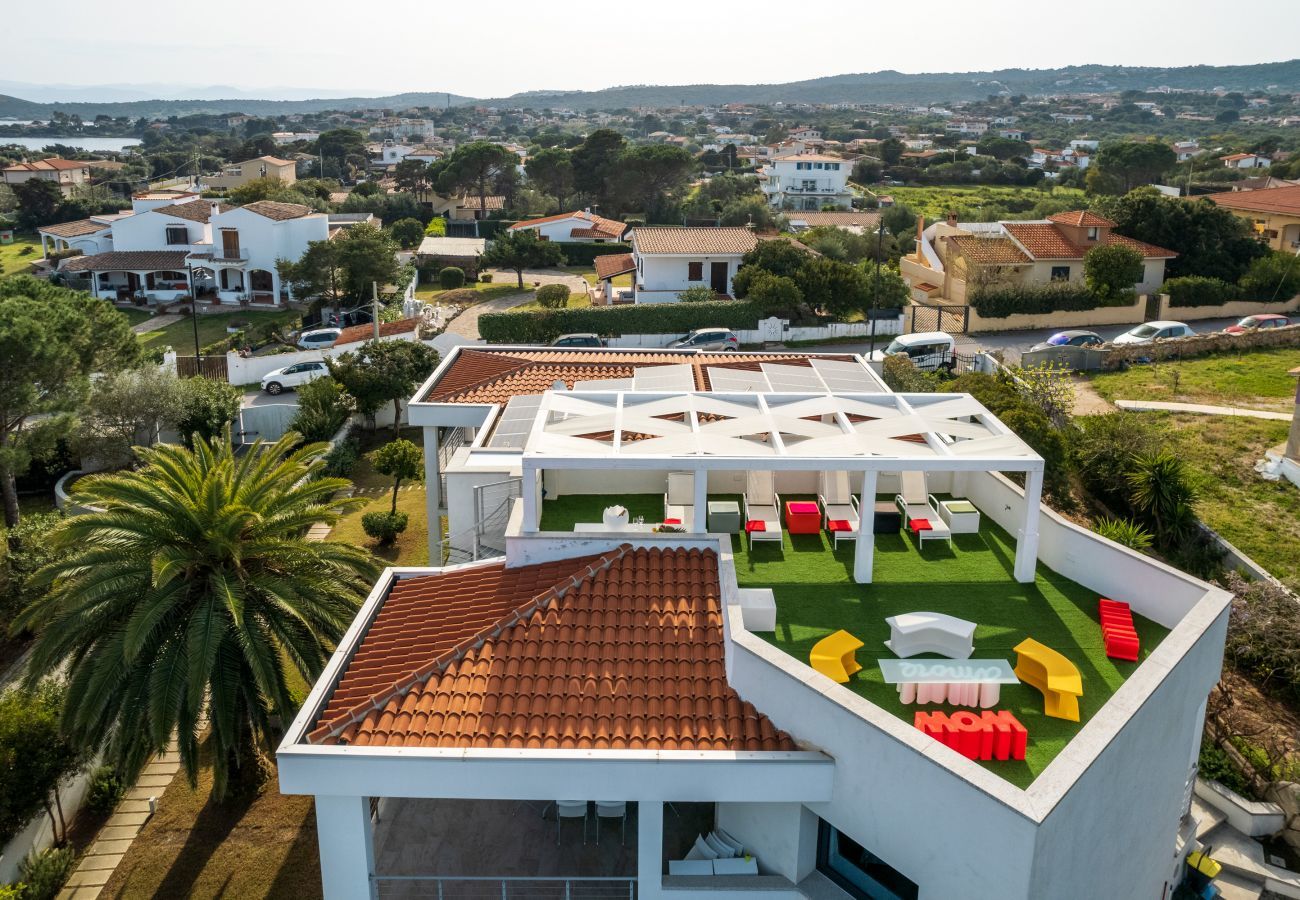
(602, 504, 629, 529)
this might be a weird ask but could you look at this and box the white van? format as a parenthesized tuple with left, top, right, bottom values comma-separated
(869, 332, 957, 371)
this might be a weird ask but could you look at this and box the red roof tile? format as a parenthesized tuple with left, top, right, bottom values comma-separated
(1003, 222, 1176, 260)
(336, 317, 420, 347)
(593, 252, 635, 280)
(1047, 210, 1116, 228)
(1205, 184, 1300, 216)
(309, 545, 797, 751)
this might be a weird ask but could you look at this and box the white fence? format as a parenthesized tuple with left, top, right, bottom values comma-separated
(602, 315, 903, 349)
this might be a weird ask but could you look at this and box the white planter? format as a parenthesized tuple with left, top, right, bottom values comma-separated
(603, 508, 630, 529)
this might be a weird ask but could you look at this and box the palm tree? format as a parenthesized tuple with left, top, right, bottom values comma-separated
(1126, 450, 1196, 544)
(14, 434, 378, 800)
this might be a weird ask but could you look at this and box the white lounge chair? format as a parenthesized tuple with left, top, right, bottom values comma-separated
(818, 471, 861, 549)
(895, 471, 951, 547)
(742, 470, 782, 545)
(663, 471, 696, 530)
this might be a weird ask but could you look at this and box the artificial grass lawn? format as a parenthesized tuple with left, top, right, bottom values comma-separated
(134, 309, 302, 355)
(541, 493, 1169, 789)
(1089, 347, 1300, 411)
(100, 751, 322, 900)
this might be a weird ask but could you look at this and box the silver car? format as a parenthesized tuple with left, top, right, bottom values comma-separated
(668, 328, 740, 351)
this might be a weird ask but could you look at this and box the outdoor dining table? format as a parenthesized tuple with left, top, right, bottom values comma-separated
(878, 659, 1020, 709)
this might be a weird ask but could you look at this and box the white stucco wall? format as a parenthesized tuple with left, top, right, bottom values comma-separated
(109, 206, 212, 253)
(715, 802, 819, 883)
(636, 253, 744, 299)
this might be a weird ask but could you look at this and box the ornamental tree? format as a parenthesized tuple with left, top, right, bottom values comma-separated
(368, 438, 424, 515)
(481, 229, 565, 288)
(1084, 243, 1145, 304)
(328, 340, 439, 434)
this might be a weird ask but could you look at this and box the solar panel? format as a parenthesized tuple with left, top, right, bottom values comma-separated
(486, 394, 544, 448)
(633, 364, 695, 391)
(760, 363, 825, 392)
(810, 358, 884, 393)
(705, 367, 770, 392)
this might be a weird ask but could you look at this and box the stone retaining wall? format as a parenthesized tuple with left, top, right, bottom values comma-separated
(1101, 323, 1300, 370)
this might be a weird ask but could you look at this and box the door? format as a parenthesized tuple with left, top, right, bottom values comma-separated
(710, 261, 728, 294)
(221, 230, 240, 259)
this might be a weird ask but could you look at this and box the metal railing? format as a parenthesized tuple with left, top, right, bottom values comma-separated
(374, 876, 636, 900)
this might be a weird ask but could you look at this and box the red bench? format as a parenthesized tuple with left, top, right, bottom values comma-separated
(1099, 598, 1140, 662)
(913, 710, 1027, 761)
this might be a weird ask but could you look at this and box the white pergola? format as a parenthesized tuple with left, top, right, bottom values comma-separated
(515, 389, 1045, 584)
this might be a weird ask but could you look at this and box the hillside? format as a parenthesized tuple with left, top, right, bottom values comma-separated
(2, 60, 1298, 120)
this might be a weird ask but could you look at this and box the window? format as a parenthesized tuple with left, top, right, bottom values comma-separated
(829, 163, 840, 170)
(1050, 265, 1070, 282)
(817, 820, 917, 900)
(1086, 226, 1100, 241)
(165, 226, 188, 246)
(687, 261, 704, 281)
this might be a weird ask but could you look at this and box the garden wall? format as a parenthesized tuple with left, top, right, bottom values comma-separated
(602, 315, 904, 349)
(1101, 322, 1300, 370)
(963, 294, 1147, 334)
(1156, 292, 1300, 322)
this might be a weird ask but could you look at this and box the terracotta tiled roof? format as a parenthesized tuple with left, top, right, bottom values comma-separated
(632, 227, 758, 255)
(1003, 222, 1176, 260)
(152, 199, 228, 223)
(1047, 210, 1116, 228)
(38, 218, 110, 238)
(784, 211, 881, 229)
(1205, 184, 1300, 216)
(336, 317, 420, 347)
(308, 545, 798, 751)
(60, 250, 191, 272)
(240, 200, 314, 221)
(3, 158, 89, 172)
(949, 235, 1030, 265)
(458, 195, 506, 211)
(423, 349, 855, 405)
(510, 210, 627, 240)
(594, 252, 635, 280)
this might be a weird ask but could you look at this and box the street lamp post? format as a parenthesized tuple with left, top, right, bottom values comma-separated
(186, 261, 201, 366)
(870, 222, 889, 358)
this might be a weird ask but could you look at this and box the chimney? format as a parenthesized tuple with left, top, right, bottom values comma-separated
(946, 210, 958, 228)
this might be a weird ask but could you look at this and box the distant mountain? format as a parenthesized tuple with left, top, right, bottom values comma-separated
(0, 80, 389, 104)
(1, 61, 1297, 121)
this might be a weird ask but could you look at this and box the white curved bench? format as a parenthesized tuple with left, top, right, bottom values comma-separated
(884, 612, 976, 660)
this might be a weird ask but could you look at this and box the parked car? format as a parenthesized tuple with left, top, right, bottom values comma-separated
(869, 331, 956, 371)
(1029, 330, 1104, 352)
(1223, 314, 1292, 334)
(1112, 321, 1195, 345)
(296, 327, 343, 350)
(668, 328, 740, 351)
(262, 360, 330, 395)
(549, 333, 605, 348)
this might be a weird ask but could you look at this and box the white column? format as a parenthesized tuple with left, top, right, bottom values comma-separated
(1014, 468, 1043, 583)
(521, 463, 539, 533)
(638, 800, 664, 900)
(424, 426, 441, 562)
(314, 795, 377, 900)
(692, 468, 708, 534)
(853, 470, 878, 584)
(39, 234, 48, 259)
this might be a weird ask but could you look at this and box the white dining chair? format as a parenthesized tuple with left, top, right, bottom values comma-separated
(556, 800, 589, 845)
(595, 801, 627, 845)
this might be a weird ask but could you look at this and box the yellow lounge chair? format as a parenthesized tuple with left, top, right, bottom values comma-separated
(810, 630, 864, 684)
(1014, 638, 1083, 722)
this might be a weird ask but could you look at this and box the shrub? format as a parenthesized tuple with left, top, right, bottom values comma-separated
(677, 285, 717, 303)
(969, 282, 1102, 318)
(1199, 738, 1255, 798)
(0, 885, 25, 900)
(290, 378, 352, 443)
(547, 242, 631, 266)
(1083, 243, 1144, 305)
(175, 377, 241, 447)
(479, 299, 769, 344)
(744, 272, 803, 314)
(361, 510, 409, 546)
(1093, 517, 1154, 552)
(1070, 412, 1165, 507)
(536, 283, 571, 309)
(1162, 275, 1232, 308)
(19, 847, 75, 900)
(424, 217, 447, 236)
(479, 272, 493, 283)
(323, 437, 360, 477)
(85, 765, 126, 815)
(1222, 570, 1300, 702)
(1237, 251, 1300, 302)
(880, 354, 942, 393)
(0, 512, 61, 629)
(1126, 450, 1197, 543)
(438, 267, 465, 290)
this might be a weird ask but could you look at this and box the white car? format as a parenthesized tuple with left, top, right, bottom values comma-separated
(1112, 321, 1195, 345)
(296, 327, 343, 350)
(261, 360, 330, 395)
(869, 331, 957, 371)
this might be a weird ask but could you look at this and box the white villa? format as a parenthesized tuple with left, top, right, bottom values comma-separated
(49, 192, 334, 306)
(508, 210, 628, 243)
(278, 345, 1230, 900)
(760, 155, 853, 211)
(589, 227, 758, 304)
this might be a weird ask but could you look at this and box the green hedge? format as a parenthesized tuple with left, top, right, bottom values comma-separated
(1162, 275, 1232, 308)
(476, 219, 517, 239)
(479, 299, 768, 343)
(969, 282, 1105, 318)
(549, 242, 632, 266)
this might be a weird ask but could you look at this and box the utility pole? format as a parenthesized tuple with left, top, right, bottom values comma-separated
(372, 281, 381, 340)
(870, 222, 888, 358)
(187, 261, 201, 365)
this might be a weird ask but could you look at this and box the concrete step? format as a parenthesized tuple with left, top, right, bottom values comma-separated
(1193, 795, 1228, 841)
(1213, 869, 1264, 900)
(64, 868, 112, 888)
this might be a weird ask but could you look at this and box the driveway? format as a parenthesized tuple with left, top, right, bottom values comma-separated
(444, 269, 590, 341)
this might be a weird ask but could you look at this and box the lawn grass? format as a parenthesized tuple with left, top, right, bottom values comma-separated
(100, 753, 322, 900)
(1089, 347, 1300, 410)
(117, 307, 152, 328)
(869, 184, 1087, 220)
(561, 266, 632, 288)
(540, 492, 1168, 789)
(414, 282, 520, 303)
(135, 309, 302, 355)
(327, 427, 430, 566)
(1159, 412, 1300, 592)
(0, 232, 43, 276)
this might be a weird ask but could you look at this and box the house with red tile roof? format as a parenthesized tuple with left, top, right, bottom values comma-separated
(279, 341, 1230, 900)
(627, 227, 759, 303)
(1205, 183, 1300, 252)
(901, 211, 1175, 305)
(1, 157, 91, 196)
(509, 210, 628, 243)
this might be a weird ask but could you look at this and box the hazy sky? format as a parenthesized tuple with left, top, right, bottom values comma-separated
(7, 0, 1298, 99)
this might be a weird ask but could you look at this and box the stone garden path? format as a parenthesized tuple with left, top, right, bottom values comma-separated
(1114, 399, 1292, 421)
(128, 314, 183, 334)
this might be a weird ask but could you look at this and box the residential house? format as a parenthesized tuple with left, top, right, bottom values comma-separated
(272, 131, 321, 145)
(2, 158, 91, 197)
(997, 129, 1027, 141)
(1205, 184, 1300, 251)
(371, 141, 416, 169)
(1172, 141, 1203, 162)
(782, 210, 881, 235)
(276, 343, 1230, 900)
(205, 155, 298, 190)
(760, 154, 853, 211)
(406, 146, 445, 165)
(788, 126, 822, 141)
(1221, 153, 1271, 170)
(415, 236, 487, 277)
(621, 226, 757, 303)
(507, 210, 628, 243)
(901, 210, 1175, 304)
